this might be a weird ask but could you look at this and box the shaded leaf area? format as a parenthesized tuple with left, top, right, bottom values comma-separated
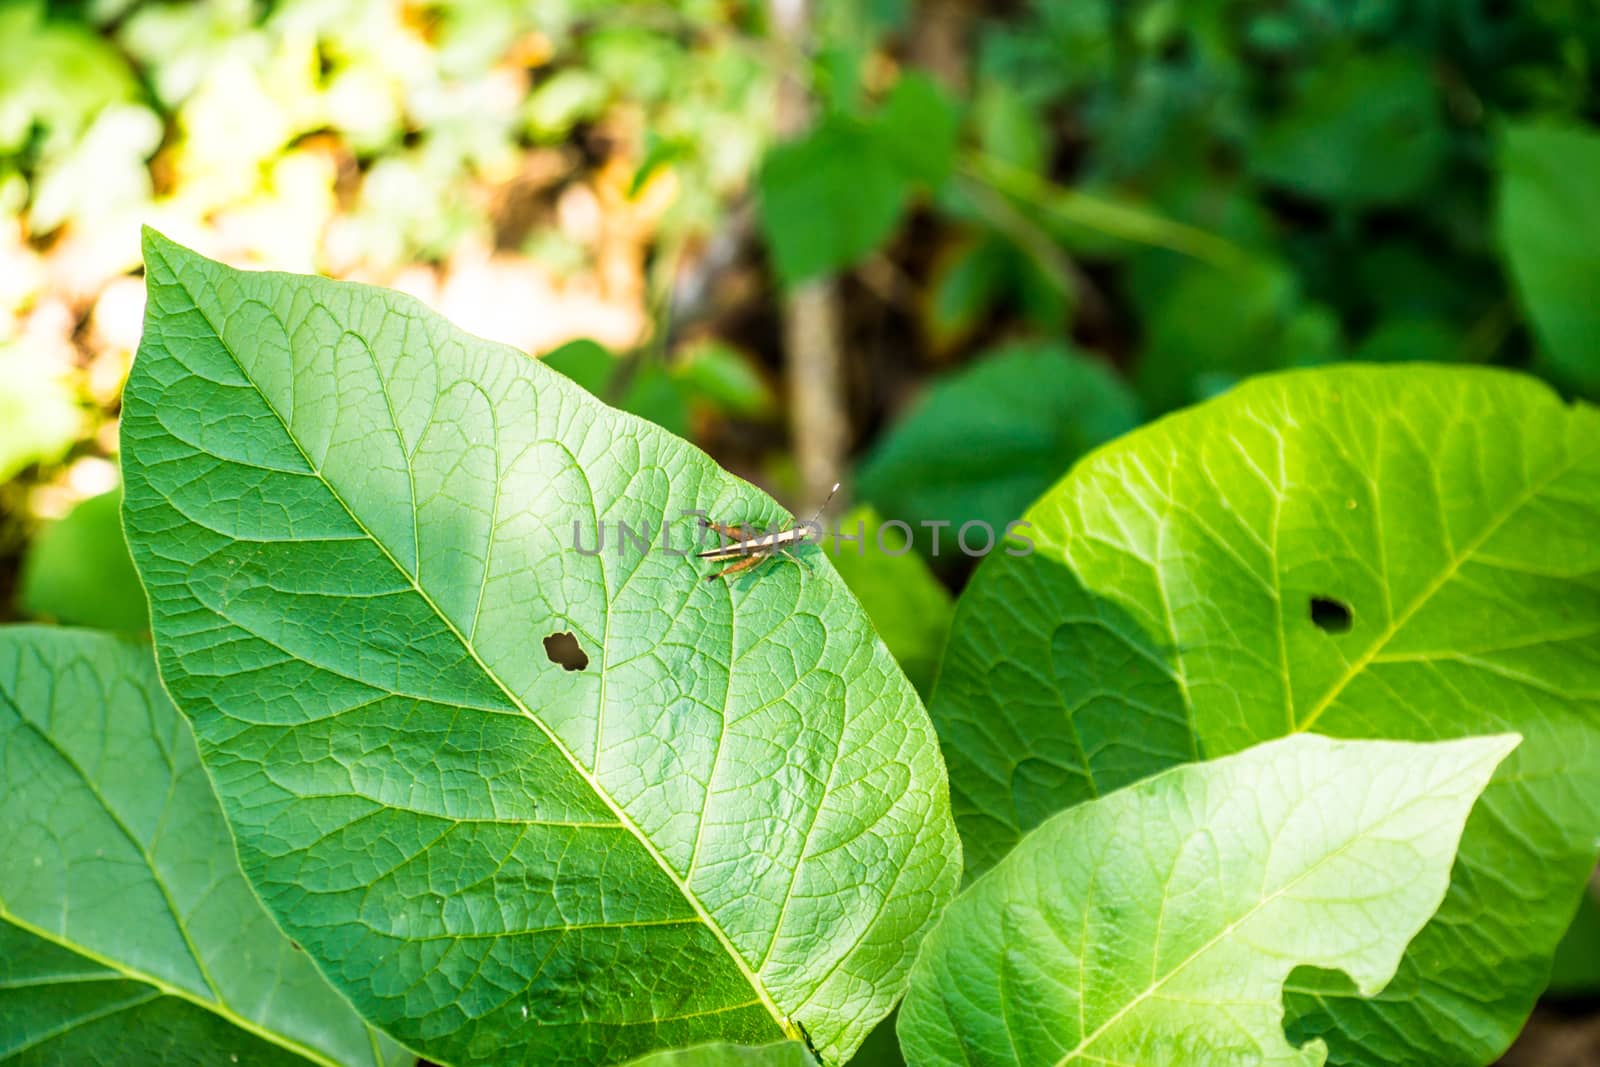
(857, 342, 1138, 566)
(0, 924, 310, 1066)
(16, 488, 149, 633)
(930, 549, 1197, 880)
(1249, 52, 1446, 207)
(1547, 883, 1600, 997)
(930, 364, 1600, 1063)
(1130, 254, 1335, 416)
(622, 1041, 817, 1066)
(899, 734, 1517, 1067)
(119, 233, 959, 1067)
(1498, 123, 1600, 393)
(826, 506, 954, 699)
(0, 625, 407, 1067)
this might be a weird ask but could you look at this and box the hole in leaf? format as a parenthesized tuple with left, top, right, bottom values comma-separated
(543, 631, 589, 671)
(1309, 597, 1353, 634)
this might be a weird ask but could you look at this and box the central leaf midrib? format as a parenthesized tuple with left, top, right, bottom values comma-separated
(160, 263, 793, 1038)
(1294, 444, 1584, 733)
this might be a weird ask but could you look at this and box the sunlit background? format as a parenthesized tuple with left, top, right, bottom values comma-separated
(1, 2, 1598, 1058)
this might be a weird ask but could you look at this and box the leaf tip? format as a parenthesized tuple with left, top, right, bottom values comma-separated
(140, 225, 186, 275)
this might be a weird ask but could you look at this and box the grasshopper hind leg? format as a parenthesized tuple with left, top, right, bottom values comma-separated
(705, 554, 765, 582)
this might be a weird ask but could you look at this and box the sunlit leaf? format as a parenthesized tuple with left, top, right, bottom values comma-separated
(930, 364, 1600, 1063)
(119, 231, 960, 1067)
(899, 733, 1518, 1067)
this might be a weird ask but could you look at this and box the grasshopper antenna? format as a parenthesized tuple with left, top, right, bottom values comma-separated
(807, 482, 840, 526)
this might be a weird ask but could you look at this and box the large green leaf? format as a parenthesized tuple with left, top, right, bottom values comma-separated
(1498, 123, 1600, 394)
(0, 625, 408, 1066)
(929, 364, 1600, 1062)
(119, 231, 959, 1067)
(898, 733, 1518, 1067)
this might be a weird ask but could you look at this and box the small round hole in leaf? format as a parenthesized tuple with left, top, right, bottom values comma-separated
(543, 631, 589, 671)
(1309, 597, 1353, 634)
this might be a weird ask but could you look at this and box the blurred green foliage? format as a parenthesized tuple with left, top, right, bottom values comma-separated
(543, 337, 775, 438)
(1548, 886, 1600, 997)
(857, 343, 1139, 565)
(758, 72, 958, 285)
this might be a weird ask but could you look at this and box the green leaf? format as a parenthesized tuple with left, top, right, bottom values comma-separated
(827, 506, 954, 699)
(857, 343, 1139, 563)
(1249, 53, 1445, 206)
(524, 68, 610, 141)
(1498, 123, 1600, 393)
(922, 237, 1008, 352)
(1351, 318, 1463, 365)
(929, 365, 1600, 1062)
(875, 72, 959, 190)
(542, 339, 771, 437)
(673, 341, 776, 420)
(758, 73, 956, 288)
(0, 625, 409, 1067)
(16, 487, 149, 634)
(622, 1042, 817, 1067)
(898, 733, 1519, 1067)
(758, 118, 908, 287)
(119, 231, 960, 1067)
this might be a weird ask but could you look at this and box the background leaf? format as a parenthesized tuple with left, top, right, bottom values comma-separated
(1249, 52, 1446, 207)
(1498, 123, 1600, 392)
(928, 364, 1600, 1063)
(1545, 879, 1600, 997)
(898, 733, 1518, 1067)
(1131, 255, 1303, 414)
(758, 73, 957, 287)
(758, 118, 907, 287)
(119, 232, 960, 1067)
(0, 625, 408, 1067)
(857, 342, 1138, 564)
(16, 486, 149, 633)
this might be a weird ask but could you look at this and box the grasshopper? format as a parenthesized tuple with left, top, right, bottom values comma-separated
(698, 482, 839, 581)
